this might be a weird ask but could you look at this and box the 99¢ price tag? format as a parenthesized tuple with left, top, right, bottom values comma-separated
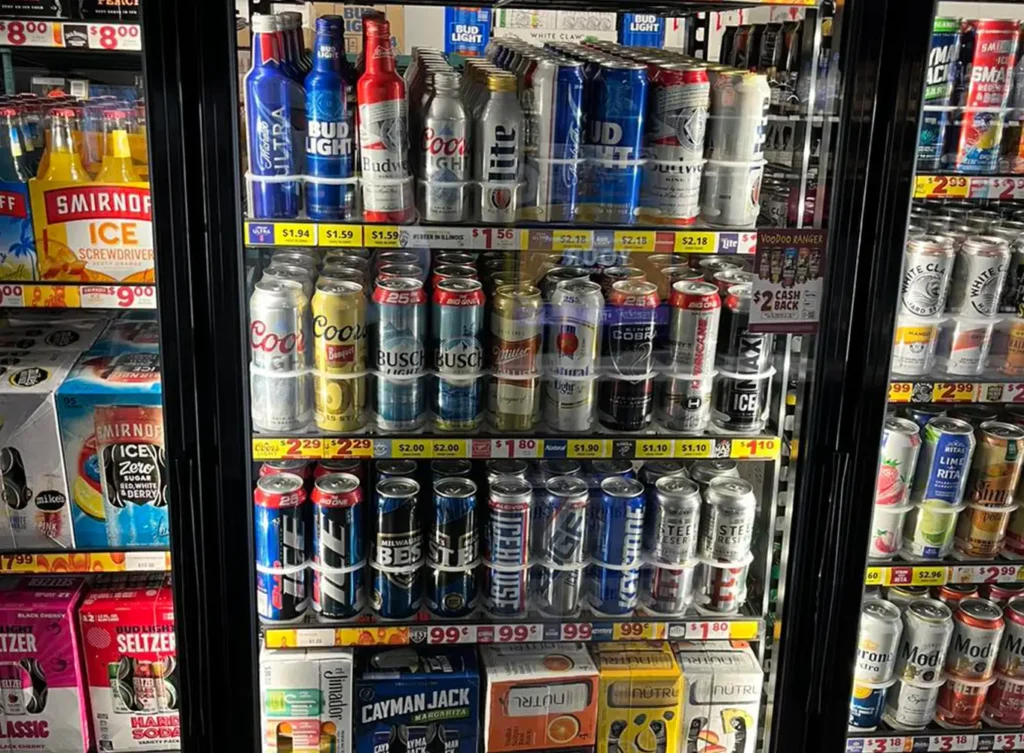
(496, 624, 541, 642)
(319, 224, 362, 247)
(559, 623, 593, 640)
(612, 622, 666, 640)
(427, 625, 474, 644)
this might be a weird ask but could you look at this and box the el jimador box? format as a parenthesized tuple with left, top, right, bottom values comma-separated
(591, 643, 682, 753)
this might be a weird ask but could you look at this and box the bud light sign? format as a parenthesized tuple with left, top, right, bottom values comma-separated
(618, 14, 664, 47)
(444, 7, 490, 57)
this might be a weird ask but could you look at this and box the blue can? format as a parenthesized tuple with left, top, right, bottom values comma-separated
(430, 477, 478, 569)
(955, 111, 1004, 173)
(433, 278, 485, 375)
(244, 14, 301, 219)
(917, 17, 961, 170)
(304, 16, 356, 220)
(592, 476, 645, 567)
(434, 376, 483, 431)
(483, 565, 528, 616)
(848, 682, 888, 730)
(912, 417, 976, 506)
(426, 567, 477, 618)
(618, 14, 665, 47)
(582, 60, 647, 225)
(374, 477, 423, 569)
(311, 472, 363, 569)
(313, 565, 364, 619)
(588, 562, 640, 615)
(533, 476, 588, 565)
(377, 375, 426, 431)
(371, 566, 422, 619)
(254, 473, 307, 570)
(485, 476, 532, 567)
(256, 566, 309, 621)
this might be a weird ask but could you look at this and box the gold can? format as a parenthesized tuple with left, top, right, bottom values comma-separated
(314, 374, 366, 432)
(1006, 507, 1024, 554)
(489, 376, 538, 432)
(312, 279, 367, 432)
(1002, 318, 1024, 376)
(967, 421, 1024, 506)
(490, 284, 542, 375)
(954, 504, 1015, 558)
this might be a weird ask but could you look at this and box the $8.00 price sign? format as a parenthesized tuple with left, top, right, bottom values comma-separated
(0, 20, 58, 48)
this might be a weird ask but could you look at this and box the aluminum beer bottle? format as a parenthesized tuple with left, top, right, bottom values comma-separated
(305, 15, 356, 220)
(474, 72, 524, 223)
(358, 18, 414, 223)
(244, 13, 303, 219)
(419, 71, 469, 223)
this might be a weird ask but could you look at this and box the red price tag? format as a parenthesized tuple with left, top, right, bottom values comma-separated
(496, 624, 538, 642)
(684, 621, 731, 640)
(559, 622, 593, 641)
(489, 439, 514, 458)
(427, 626, 472, 644)
(511, 438, 541, 459)
(0, 20, 57, 48)
(88, 23, 142, 51)
(0, 283, 25, 307)
(472, 227, 520, 250)
(80, 285, 156, 309)
(984, 564, 1020, 583)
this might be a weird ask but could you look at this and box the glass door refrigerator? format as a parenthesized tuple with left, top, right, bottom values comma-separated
(134, 0, 936, 752)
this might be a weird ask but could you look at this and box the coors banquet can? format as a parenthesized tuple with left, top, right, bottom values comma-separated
(900, 236, 955, 317)
(312, 279, 367, 431)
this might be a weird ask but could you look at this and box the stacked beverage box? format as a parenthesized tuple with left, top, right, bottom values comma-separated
(253, 456, 758, 624)
(248, 246, 775, 436)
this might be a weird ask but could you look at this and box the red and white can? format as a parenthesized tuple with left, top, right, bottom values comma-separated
(985, 582, 1024, 605)
(984, 674, 1024, 726)
(668, 281, 721, 375)
(260, 460, 313, 482)
(695, 559, 748, 614)
(934, 583, 980, 610)
(946, 598, 1006, 681)
(936, 675, 995, 726)
(997, 600, 1024, 678)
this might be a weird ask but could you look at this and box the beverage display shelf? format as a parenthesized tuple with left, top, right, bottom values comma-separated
(847, 730, 1024, 753)
(0, 549, 170, 574)
(244, 219, 758, 255)
(865, 561, 1024, 588)
(0, 282, 156, 309)
(889, 380, 1024, 405)
(250, 434, 782, 462)
(914, 174, 1024, 202)
(0, 18, 141, 51)
(261, 613, 763, 649)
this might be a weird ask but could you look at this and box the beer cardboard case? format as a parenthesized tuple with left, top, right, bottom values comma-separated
(260, 647, 355, 753)
(0, 575, 90, 753)
(56, 336, 164, 548)
(481, 643, 599, 753)
(591, 642, 682, 753)
(78, 575, 178, 752)
(355, 646, 480, 753)
(0, 350, 80, 549)
(0, 320, 106, 352)
(673, 641, 763, 753)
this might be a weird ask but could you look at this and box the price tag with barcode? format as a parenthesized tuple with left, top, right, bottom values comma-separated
(87, 23, 142, 51)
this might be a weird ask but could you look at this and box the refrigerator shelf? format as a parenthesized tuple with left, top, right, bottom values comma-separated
(0, 282, 156, 309)
(889, 380, 1024, 405)
(0, 18, 140, 51)
(244, 219, 758, 255)
(914, 174, 1024, 202)
(261, 612, 763, 649)
(251, 434, 782, 462)
(847, 730, 1024, 752)
(866, 561, 1024, 588)
(0, 549, 170, 574)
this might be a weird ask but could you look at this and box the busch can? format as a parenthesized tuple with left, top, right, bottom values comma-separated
(592, 476, 645, 567)
(311, 472, 364, 569)
(911, 417, 976, 506)
(533, 563, 584, 616)
(375, 278, 427, 431)
(588, 563, 640, 615)
(313, 567, 364, 619)
(373, 477, 423, 569)
(483, 565, 529, 616)
(640, 563, 695, 615)
(433, 278, 485, 375)
(901, 236, 955, 317)
(425, 567, 477, 618)
(917, 18, 961, 170)
(419, 71, 469, 222)
(698, 477, 756, 564)
(429, 477, 478, 569)
(250, 279, 311, 432)
(545, 279, 603, 431)
(947, 236, 1010, 317)
(435, 376, 483, 431)
(856, 598, 904, 684)
(645, 475, 701, 566)
(533, 475, 588, 566)
(945, 598, 1005, 681)
(668, 281, 720, 374)
(254, 473, 307, 571)
(370, 565, 421, 619)
(486, 476, 532, 567)
(895, 598, 954, 684)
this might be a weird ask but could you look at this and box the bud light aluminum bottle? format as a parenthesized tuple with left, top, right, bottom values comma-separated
(918, 18, 961, 170)
(244, 14, 302, 219)
(911, 417, 976, 506)
(430, 477, 478, 569)
(420, 71, 469, 222)
(593, 476, 645, 567)
(306, 16, 356, 220)
(533, 476, 588, 566)
(426, 567, 477, 618)
(588, 562, 640, 615)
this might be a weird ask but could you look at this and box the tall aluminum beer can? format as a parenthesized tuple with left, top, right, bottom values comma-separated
(419, 71, 469, 223)
(474, 72, 524, 223)
(901, 235, 956, 317)
(544, 279, 603, 431)
(250, 279, 311, 431)
(946, 235, 1010, 317)
(312, 278, 367, 431)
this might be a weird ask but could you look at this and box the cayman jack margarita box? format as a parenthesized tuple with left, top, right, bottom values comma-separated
(0, 576, 90, 753)
(356, 646, 480, 753)
(79, 575, 179, 752)
(481, 642, 598, 753)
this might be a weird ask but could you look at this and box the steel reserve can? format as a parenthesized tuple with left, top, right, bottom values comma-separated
(894, 598, 954, 684)
(697, 476, 756, 564)
(911, 417, 976, 506)
(856, 598, 904, 684)
(644, 475, 701, 566)
(900, 236, 955, 317)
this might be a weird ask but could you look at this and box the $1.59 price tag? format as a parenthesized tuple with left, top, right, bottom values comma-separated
(319, 224, 362, 247)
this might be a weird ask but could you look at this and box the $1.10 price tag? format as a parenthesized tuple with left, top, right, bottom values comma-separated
(635, 439, 672, 458)
(673, 439, 713, 458)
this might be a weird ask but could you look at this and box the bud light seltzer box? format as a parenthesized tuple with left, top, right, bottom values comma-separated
(673, 641, 762, 753)
(0, 350, 80, 549)
(356, 646, 480, 753)
(260, 647, 354, 753)
(481, 643, 598, 753)
(0, 576, 90, 753)
(79, 575, 179, 752)
(591, 643, 681, 753)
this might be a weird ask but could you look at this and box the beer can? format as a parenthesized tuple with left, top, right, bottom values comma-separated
(996, 599, 1024, 678)
(934, 583, 980, 610)
(936, 675, 994, 726)
(711, 369, 772, 432)
(903, 503, 963, 559)
(645, 475, 701, 566)
(887, 585, 929, 611)
(951, 405, 999, 429)
(903, 404, 947, 431)
(261, 460, 312, 482)
(639, 562, 696, 615)
(935, 316, 994, 377)
(901, 236, 955, 317)
(254, 473, 307, 570)
(891, 316, 942, 376)
(700, 159, 764, 228)
(373, 477, 423, 569)
(883, 678, 942, 730)
(668, 281, 720, 374)
(719, 283, 772, 374)
(370, 565, 422, 619)
(432, 278, 485, 376)
(485, 476, 532, 568)
(597, 375, 654, 431)
(706, 71, 769, 161)
(911, 417, 976, 506)
(532, 563, 584, 616)
(656, 372, 714, 433)
(374, 277, 426, 378)
(856, 598, 903, 684)
(483, 565, 528, 616)
(486, 459, 529, 486)
(849, 679, 895, 731)
(895, 598, 954, 684)
(257, 567, 308, 622)
(430, 459, 472, 481)
(604, 280, 658, 376)
(377, 375, 426, 431)
(312, 566, 365, 619)
(698, 476, 756, 564)
(533, 475, 588, 566)
(947, 236, 1010, 317)
(587, 562, 641, 615)
(491, 284, 542, 375)
(491, 376, 539, 431)
(694, 560, 748, 614)
(425, 567, 477, 618)
(945, 598, 1005, 681)
(967, 421, 1024, 506)
(881, 416, 922, 504)
(250, 279, 312, 431)
(983, 674, 1024, 726)
(311, 473, 364, 569)
(1000, 317, 1024, 376)
(592, 476, 645, 567)
(429, 477, 478, 569)
(987, 583, 1024, 605)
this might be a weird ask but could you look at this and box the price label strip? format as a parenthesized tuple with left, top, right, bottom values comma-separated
(551, 230, 594, 252)
(673, 232, 717, 254)
(612, 622, 667, 640)
(337, 626, 410, 646)
(673, 439, 714, 459)
(273, 222, 316, 246)
(729, 437, 780, 460)
(322, 438, 374, 459)
(914, 175, 970, 199)
(866, 566, 951, 587)
(365, 226, 402, 248)
(567, 439, 611, 459)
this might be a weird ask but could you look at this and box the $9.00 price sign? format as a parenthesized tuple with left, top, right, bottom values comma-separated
(750, 229, 826, 334)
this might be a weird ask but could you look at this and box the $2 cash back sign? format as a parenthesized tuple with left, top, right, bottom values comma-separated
(750, 229, 826, 334)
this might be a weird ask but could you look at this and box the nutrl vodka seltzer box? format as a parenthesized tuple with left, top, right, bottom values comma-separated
(673, 641, 763, 753)
(260, 647, 354, 753)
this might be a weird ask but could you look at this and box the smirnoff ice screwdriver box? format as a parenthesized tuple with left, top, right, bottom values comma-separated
(79, 574, 179, 752)
(0, 576, 90, 753)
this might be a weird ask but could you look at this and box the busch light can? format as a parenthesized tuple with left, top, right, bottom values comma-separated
(374, 278, 427, 431)
(434, 376, 483, 431)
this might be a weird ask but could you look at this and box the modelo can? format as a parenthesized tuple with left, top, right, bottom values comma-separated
(645, 476, 701, 566)
(425, 567, 477, 618)
(533, 475, 588, 566)
(994, 599, 1024, 679)
(946, 597, 1005, 681)
(966, 421, 1024, 506)
(856, 598, 904, 684)
(881, 416, 922, 504)
(917, 17, 961, 171)
(698, 477, 756, 564)
(911, 416, 976, 506)
(900, 236, 955, 317)
(883, 678, 942, 730)
(592, 476, 645, 567)
(987, 583, 1024, 605)
(895, 598, 954, 684)
(935, 583, 980, 610)
(429, 477, 478, 569)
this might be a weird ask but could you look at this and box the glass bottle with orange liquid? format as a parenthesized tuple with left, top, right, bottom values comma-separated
(97, 109, 140, 183)
(38, 107, 90, 183)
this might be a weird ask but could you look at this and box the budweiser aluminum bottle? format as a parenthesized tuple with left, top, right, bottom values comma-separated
(357, 18, 414, 222)
(419, 71, 468, 223)
(474, 72, 524, 223)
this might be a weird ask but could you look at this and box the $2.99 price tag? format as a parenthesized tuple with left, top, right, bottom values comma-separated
(932, 382, 976, 403)
(888, 382, 912, 403)
(914, 175, 969, 199)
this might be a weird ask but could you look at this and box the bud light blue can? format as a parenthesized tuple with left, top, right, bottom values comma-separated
(592, 476, 645, 567)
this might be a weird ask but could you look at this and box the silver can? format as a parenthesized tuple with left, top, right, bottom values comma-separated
(645, 475, 701, 565)
(532, 562, 583, 616)
(690, 459, 740, 491)
(900, 236, 955, 317)
(657, 374, 714, 433)
(883, 678, 941, 730)
(996, 599, 1024, 678)
(544, 279, 603, 432)
(697, 476, 756, 564)
(541, 267, 591, 300)
(886, 585, 929, 611)
(419, 71, 469, 223)
(945, 598, 1005, 681)
(668, 281, 721, 373)
(706, 71, 770, 161)
(474, 72, 524, 223)
(486, 458, 529, 486)
(263, 264, 314, 301)
(700, 160, 764, 228)
(856, 598, 904, 683)
(250, 279, 309, 371)
(894, 598, 954, 684)
(640, 563, 695, 615)
(946, 236, 1010, 317)
(694, 560, 748, 614)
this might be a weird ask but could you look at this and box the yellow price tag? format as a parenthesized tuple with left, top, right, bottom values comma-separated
(251, 437, 322, 460)
(673, 232, 716, 253)
(888, 382, 913, 403)
(932, 382, 976, 403)
(673, 438, 713, 458)
(552, 230, 593, 251)
(614, 231, 656, 252)
(567, 439, 609, 459)
(0, 553, 43, 573)
(322, 438, 374, 459)
(729, 437, 780, 459)
(612, 622, 666, 640)
(263, 629, 298, 649)
(273, 222, 316, 246)
(319, 224, 363, 247)
(864, 567, 885, 586)
(338, 627, 409, 646)
(728, 621, 759, 640)
(911, 567, 948, 586)
(24, 284, 82, 308)
(914, 175, 969, 199)
(635, 439, 672, 458)
(392, 440, 430, 459)
(431, 440, 467, 459)
(365, 225, 401, 248)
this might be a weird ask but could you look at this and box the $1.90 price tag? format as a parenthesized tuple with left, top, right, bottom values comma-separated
(568, 439, 609, 459)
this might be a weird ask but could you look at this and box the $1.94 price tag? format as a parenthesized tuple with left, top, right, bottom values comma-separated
(272, 222, 315, 246)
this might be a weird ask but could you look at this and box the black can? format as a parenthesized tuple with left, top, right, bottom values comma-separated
(949, 405, 998, 429)
(719, 283, 772, 374)
(597, 375, 653, 431)
(374, 478, 423, 569)
(430, 459, 473, 480)
(429, 477, 478, 569)
(425, 567, 477, 618)
(533, 563, 583, 616)
(711, 372, 770, 431)
(313, 565, 365, 619)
